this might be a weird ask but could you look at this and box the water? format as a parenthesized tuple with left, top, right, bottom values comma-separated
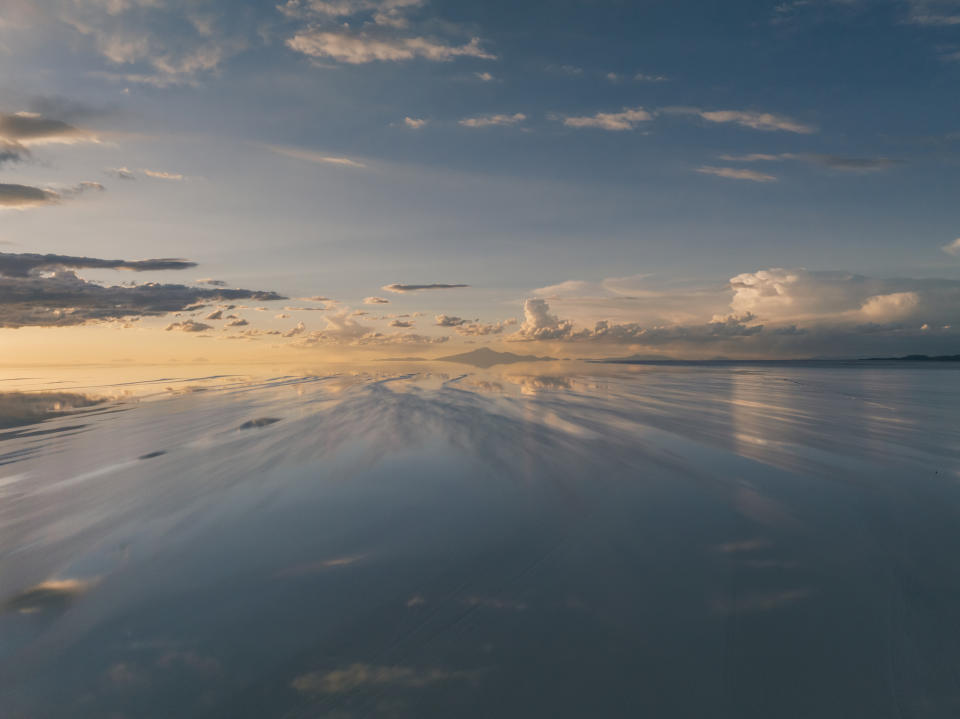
(1, 362, 959, 718)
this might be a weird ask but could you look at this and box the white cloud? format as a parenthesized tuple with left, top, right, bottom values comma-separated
(697, 166, 778, 182)
(474, 71, 494, 82)
(668, 107, 815, 134)
(459, 113, 526, 128)
(267, 145, 367, 168)
(142, 168, 184, 180)
(287, 30, 494, 64)
(942, 238, 960, 255)
(561, 106, 651, 131)
(364, 296, 390, 304)
(403, 116, 428, 129)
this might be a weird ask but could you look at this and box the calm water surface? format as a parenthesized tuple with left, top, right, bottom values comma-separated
(1, 361, 959, 718)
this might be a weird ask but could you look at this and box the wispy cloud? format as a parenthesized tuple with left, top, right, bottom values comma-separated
(383, 283, 469, 292)
(696, 166, 778, 182)
(142, 169, 185, 180)
(267, 145, 367, 168)
(403, 116, 428, 129)
(0, 181, 104, 209)
(560, 106, 652, 131)
(287, 30, 494, 64)
(459, 113, 526, 128)
(668, 107, 816, 133)
(943, 238, 960, 255)
(718, 152, 896, 172)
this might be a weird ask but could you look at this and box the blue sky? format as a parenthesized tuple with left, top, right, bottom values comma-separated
(1, 0, 959, 359)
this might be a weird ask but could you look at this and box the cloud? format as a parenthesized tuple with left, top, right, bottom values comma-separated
(0, 181, 105, 209)
(54, 3, 245, 87)
(510, 298, 762, 344)
(142, 169, 184, 180)
(204, 309, 223, 320)
(507, 269, 960, 356)
(907, 0, 960, 25)
(225, 317, 249, 327)
(717, 153, 897, 173)
(383, 283, 469, 292)
(196, 278, 227, 287)
(435, 314, 466, 326)
(0, 252, 197, 277)
(287, 30, 494, 64)
(475, 71, 494, 81)
(364, 296, 390, 304)
(459, 113, 526, 128)
(166, 320, 213, 332)
(729, 268, 960, 325)
(291, 309, 448, 346)
(292, 663, 470, 695)
(560, 106, 652, 131)
(943, 238, 960, 255)
(390, 319, 413, 327)
(403, 116, 428, 129)
(0, 251, 284, 328)
(105, 166, 136, 180)
(635, 72, 669, 82)
(668, 107, 815, 134)
(267, 144, 367, 168)
(0, 111, 94, 146)
(697, 166, 778, 182)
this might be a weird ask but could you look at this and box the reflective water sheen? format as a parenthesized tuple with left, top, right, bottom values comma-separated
(1, 361, 959, 718)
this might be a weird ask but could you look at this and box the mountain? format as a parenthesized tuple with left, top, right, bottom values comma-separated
(435, 347, 555, 368)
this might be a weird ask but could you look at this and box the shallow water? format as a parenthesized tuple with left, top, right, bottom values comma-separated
(1, 361, 959, 718)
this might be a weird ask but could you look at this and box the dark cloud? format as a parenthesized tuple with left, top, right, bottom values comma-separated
(383, 283, 469, 292)
(0, 251, 285, 328)
(0, 252, 197, 278)
(0, 181, 103, 208)
(0, 141, 29, 167)
(166, 320, 213, 333)
(0, 112, 83, 142)
(809, 155, 898, 172)
(435, 314, 467, 326)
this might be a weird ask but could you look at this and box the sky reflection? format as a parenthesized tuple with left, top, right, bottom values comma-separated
(1, 362, 959, 717)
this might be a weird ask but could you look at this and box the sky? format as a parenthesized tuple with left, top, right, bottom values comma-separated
(1, 0, 959, 362)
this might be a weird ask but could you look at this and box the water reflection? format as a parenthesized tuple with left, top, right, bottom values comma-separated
(0, 362, 959, 717)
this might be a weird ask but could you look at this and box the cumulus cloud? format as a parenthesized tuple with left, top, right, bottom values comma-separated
(166, 320, 213, 332)
(696, 166, 778, 182)
(364, 296, 390, 304)
(0, 251, 284, 328)
(436, 314, 466, 327)
(560, 106, 651, 131)
(291, 309, 447, 347)
(508, 269, 960, 356)
(510, 298, 761, 344)
(390, 319, 413, 327)
(459, 113, 526, 128)
(287, 30, 494, 64)
(942, 238, 960, 255)
(383, 282, 469, 292)
(403, 117, 428, 129)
